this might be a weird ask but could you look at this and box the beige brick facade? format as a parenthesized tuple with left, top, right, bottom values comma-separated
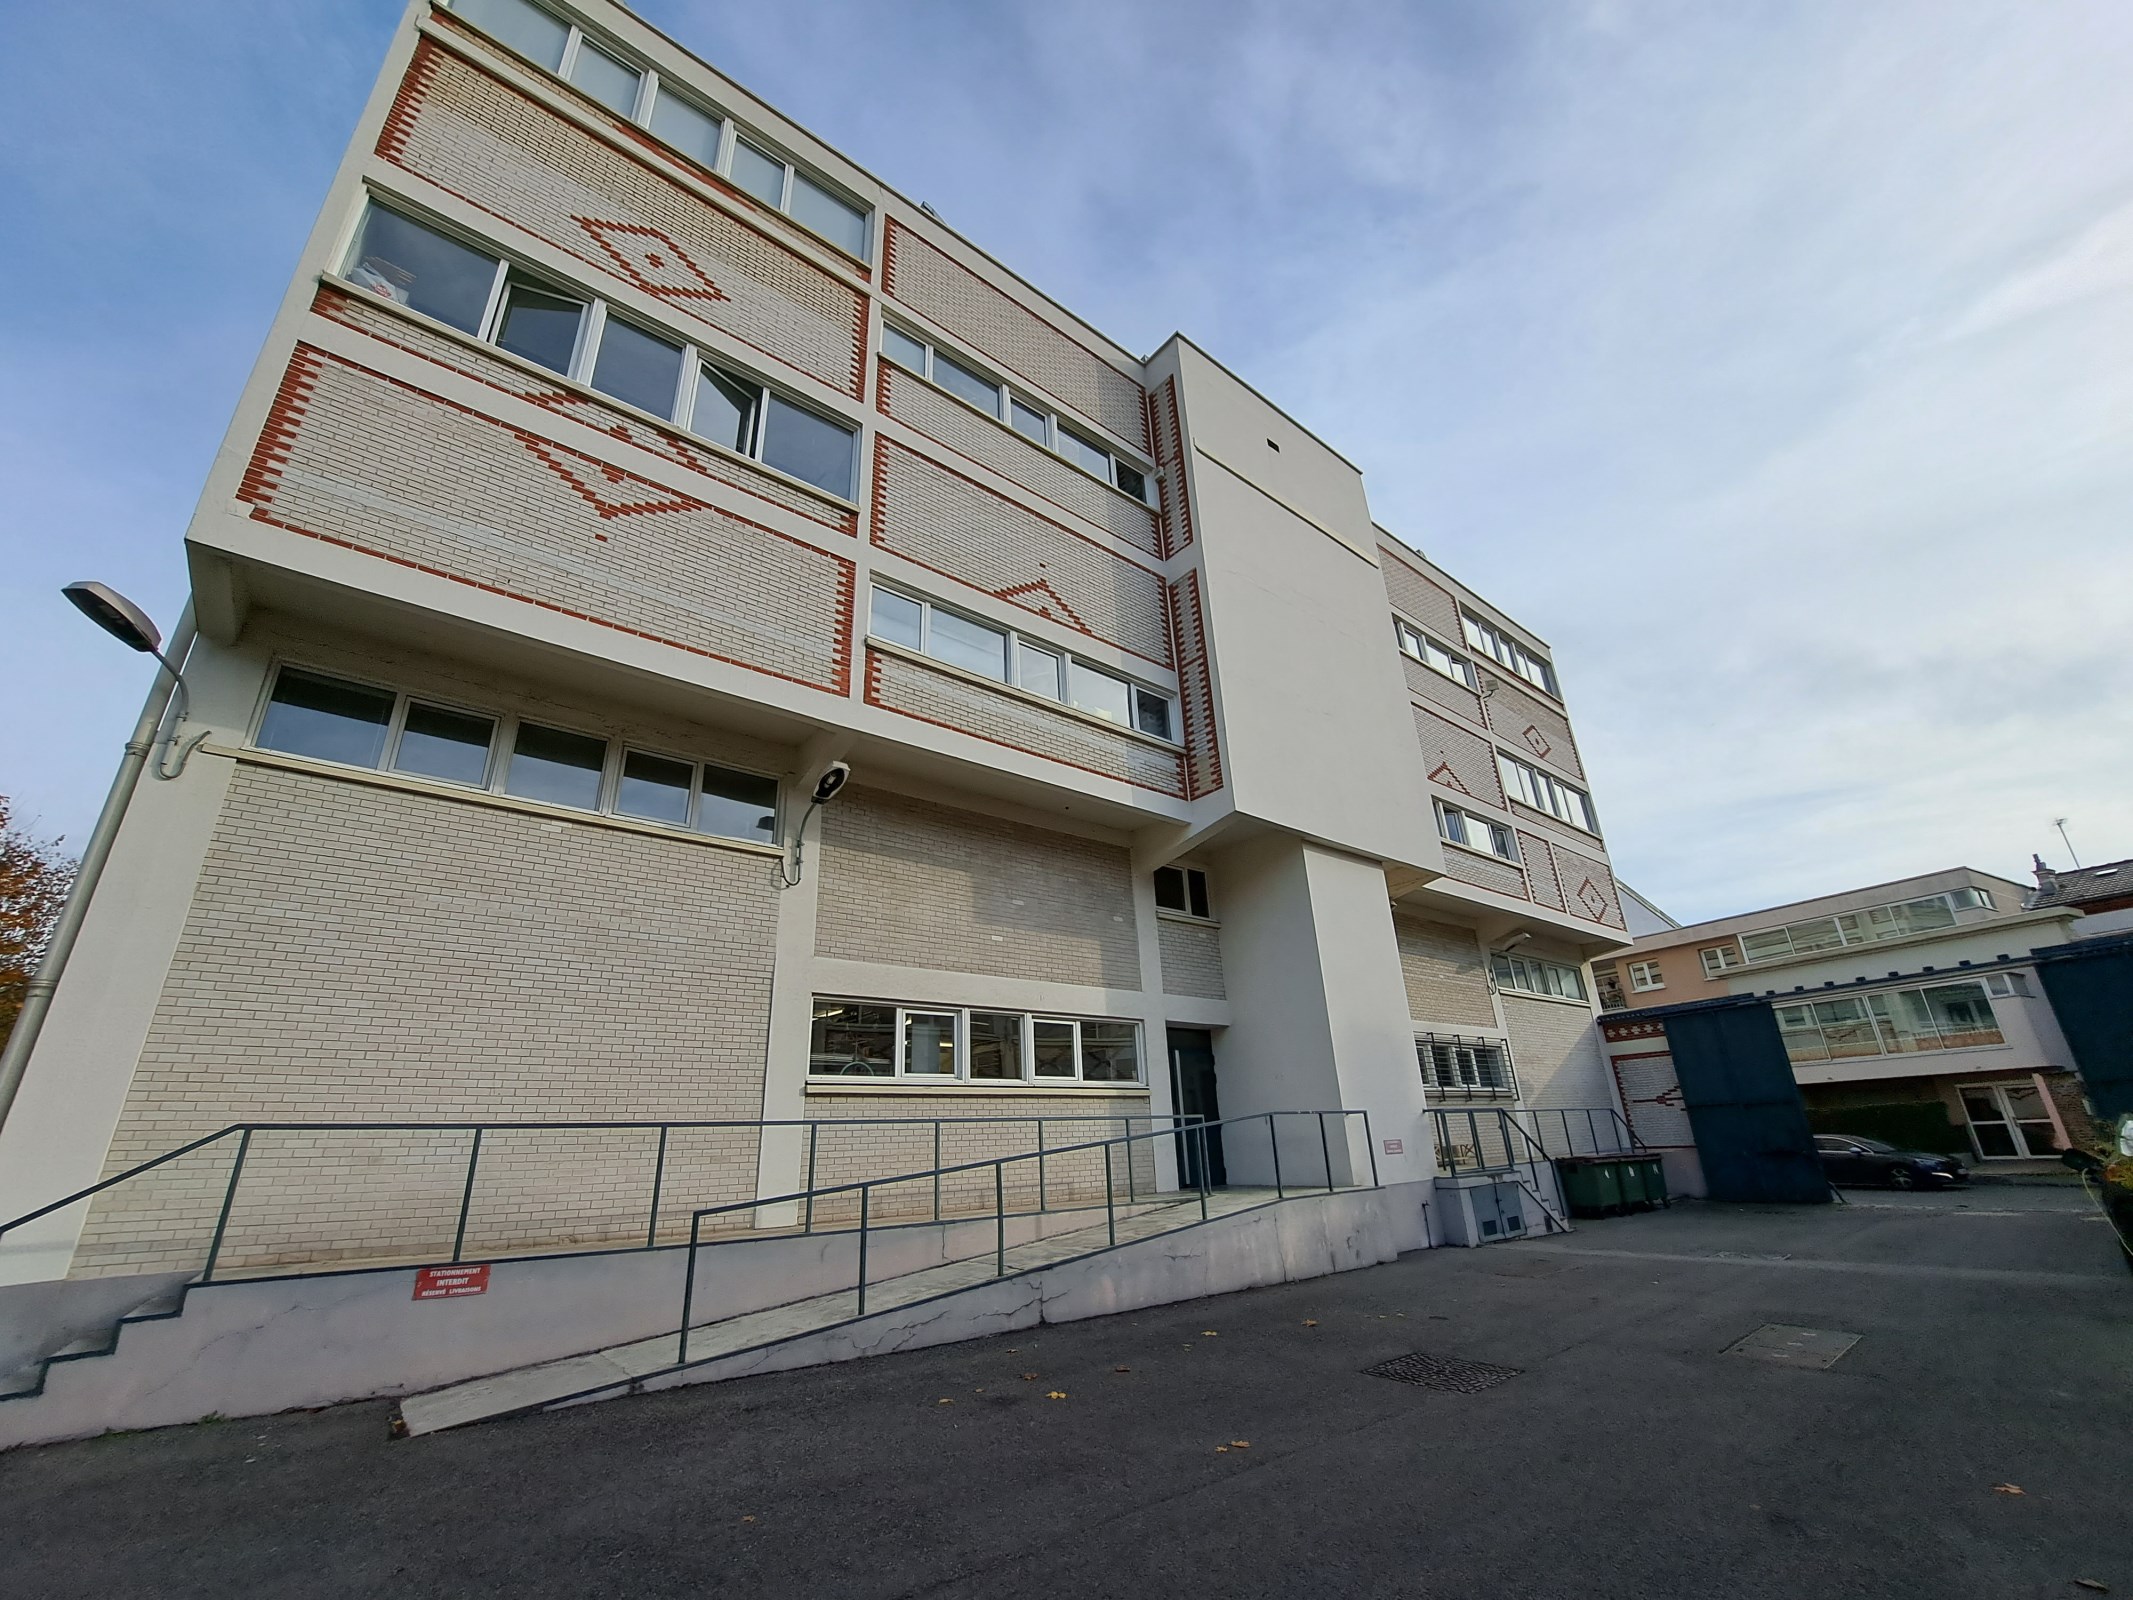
(1501, 994, 1615, 1109)
(813, 787, 1141, 988)
(1415, 704, 1506, 809)
(1395, 917, 1498, 1029)
(1158, 918, 1226, 999)
(75, 761, 783, 1274)
(1483, 673, 1584, 783)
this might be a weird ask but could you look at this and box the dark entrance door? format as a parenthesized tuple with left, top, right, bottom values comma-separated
(1168, 1027, 1226, 1188)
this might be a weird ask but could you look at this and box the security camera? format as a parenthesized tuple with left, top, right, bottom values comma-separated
(811, 761, 852, 805)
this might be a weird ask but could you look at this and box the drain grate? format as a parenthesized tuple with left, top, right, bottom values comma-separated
(1362, 1352, 1523, 1392)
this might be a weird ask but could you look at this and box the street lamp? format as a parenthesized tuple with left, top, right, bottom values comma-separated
(0, 584, 200, 1134)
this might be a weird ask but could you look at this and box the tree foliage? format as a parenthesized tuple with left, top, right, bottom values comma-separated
(1, 795, 76, 1048)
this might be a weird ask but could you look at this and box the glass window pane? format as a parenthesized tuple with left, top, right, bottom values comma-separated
(969, 1012, 1023, 1081)
(693, 365, 759, 454)
(568, 40, 641, 115)
(1153, 867, 1187, 913)
(1438, 807, 1468, 846)
(1016, 641, 1062, 699)
(1032, 1020, 1077, 1079)
(495, 279, 584, 374)
(453, 0, 569, 70)
(698, 763, 778, 844)
(1115, 462, 1148, 501)
(393, 702, 495, 786)
(789, 171, 869, 256)
(649, 90, 724, 167)
(883, 326, 927, 372)
(258, 669, 394, 768)
(1080, 1021, 1140, 1083)
(1134, 689, 1172, 741)
(1009, 399, 1048, 443)
(760, 394, 856, 497)
(616, 750, 692, 825)
(811, 1001, 894, 1077)
(590, 317, 684, 418)
(1068, 660, 1131, 725)
(1058, 428, 1111, 477)
(1187, 871, 1210, 920)
(933, 352, 1001, 415)
(870, 587, 924, 649)
(927, 608, 1007, 680)
(345, 205, 498, 334)
(506, 721, 606, 810)
(730, 139, 786, 207)
(903, 1011, 956, 1076)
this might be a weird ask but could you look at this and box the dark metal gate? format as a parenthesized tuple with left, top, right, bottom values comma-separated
(1661, 999, 1829, 1204)
(2033, 930, 2133, 1121)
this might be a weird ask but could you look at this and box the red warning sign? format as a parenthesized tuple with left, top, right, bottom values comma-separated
(1382, 1139, 1405, 1156)
(413, 1264, 490, 1301)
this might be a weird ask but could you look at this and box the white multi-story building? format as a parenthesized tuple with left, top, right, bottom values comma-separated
(0, 0, 1632, 1283)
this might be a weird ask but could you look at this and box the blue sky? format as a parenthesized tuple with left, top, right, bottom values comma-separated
(4, 0, 2129, 922)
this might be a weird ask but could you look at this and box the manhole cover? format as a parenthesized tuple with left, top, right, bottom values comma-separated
(1725, 1324, 1860, 1369)
(1363, 1353, 1523, 1392)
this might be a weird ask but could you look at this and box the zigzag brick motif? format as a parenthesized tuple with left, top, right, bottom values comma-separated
(1166, 571, 1223, 798)
(313, 286, 856, 535)
(870, 438, 1171, 666)
(378, 38, 866, 397)
(883, 220, 1147, 449)
(1150, 378, 1195, 558)
(241, 346, 854, 694)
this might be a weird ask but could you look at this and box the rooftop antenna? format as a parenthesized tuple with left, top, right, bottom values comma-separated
(2053, 817, 2080, 868)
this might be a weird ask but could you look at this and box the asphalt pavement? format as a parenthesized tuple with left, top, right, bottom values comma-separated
(1, 1186, 2126, 1599)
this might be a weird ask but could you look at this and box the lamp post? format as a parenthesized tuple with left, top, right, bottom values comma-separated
(0, 586, 196, 1135)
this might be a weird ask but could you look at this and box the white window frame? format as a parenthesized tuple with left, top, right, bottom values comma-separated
(1153, 865, 1213, 920)
(1436, 801, 1519, 862)
(1496, 753, 1597, 835)
(1394, 618, 1479, 689)
(1460, 611, 1558, 697)
(339, 197, 860, 501)
(879, 322, 1156, 505)
(1492, 951, 1588, 1002)
(1626, 960, 1666, 993)
(1416, 1036, 1517, 1097)
(1732, 889, 1998, 966)
(447, 0, 874, 260)
(1699, 944, 1743, 978)
(807, 998, 1144, 1086)
(867, 584, 1178, 745)
(250, 662, 781, 844)
(1775, 981, 2005, 1063)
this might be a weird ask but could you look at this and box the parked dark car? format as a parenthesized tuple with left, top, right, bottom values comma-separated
(1814, 1135, 1967, 1190)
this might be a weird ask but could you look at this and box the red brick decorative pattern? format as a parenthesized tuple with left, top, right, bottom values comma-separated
(1551, 844, 1626, 929)
(877, 365, 1161, 556)
(870, 439, 1171, 667)
(1167, 572, 1223, 798)
(380, 40, 866, 397)
(864, 647, 1187, 798)
(1519, 832, 1567, 912)
(241, 346, 854, 693)
(1403, 655, 1487, 724)
(1414, 704, 1505, 807)
(1149, 378, 1195, 557)
(1380, 544, 1464, 643)
(314, 286, 855, 535)
(882, 220, 1147, 449)
(1482, 672, 1583, 782)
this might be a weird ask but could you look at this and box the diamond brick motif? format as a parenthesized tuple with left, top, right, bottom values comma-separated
(1576, 879, 1609, 919)
(1522, 724, 1552, 759)
(576, 217, 730, 303)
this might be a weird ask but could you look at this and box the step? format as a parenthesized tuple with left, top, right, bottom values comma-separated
(400, 1187, 1292, 1435)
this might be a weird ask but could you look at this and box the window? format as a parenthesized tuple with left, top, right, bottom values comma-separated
(1417, 1037, 1515, 1096)
(1154, 866, 1212, 920)
(1699, 944, 1744, 978)
(1394, 619, 1478, 689)
(1492, 952, 1588, 1002)
(1983, 971, 2030, 998)
(808, 999, 1143, 1085)
(253, 666, 778, 844)
(1732, 890, 1998, 965)
(1460, 612, 1557, 696)
(448, 1, 873, 258)
(339, 201, 858, 497)
(1436, 802, 1518, 862)
(1594, 965, 1627, 1012)
(879, 324, 1156, 503)
(1497, 754, 1597, 833)
(867, 586, 1178, 742)
(1626, 960, 1665, 993)
(1775, 981, 2004, 1064)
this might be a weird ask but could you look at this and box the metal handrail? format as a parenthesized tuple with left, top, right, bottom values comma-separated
(1429, 1106, 1640, 1175)
(677, 1108, 1376, 1364)
(0, 1111, 1205, 1283)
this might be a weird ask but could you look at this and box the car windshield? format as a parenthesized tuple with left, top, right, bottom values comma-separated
(1851, 1137, 1896, 1153)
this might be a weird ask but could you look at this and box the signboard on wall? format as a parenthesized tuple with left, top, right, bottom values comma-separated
(413, 1264, 490, 1300)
